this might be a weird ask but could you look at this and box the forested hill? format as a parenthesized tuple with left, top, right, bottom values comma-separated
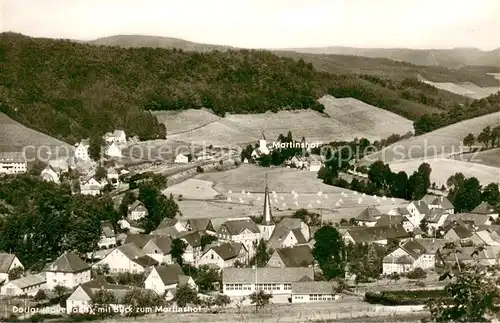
(0, 33, 497, 143)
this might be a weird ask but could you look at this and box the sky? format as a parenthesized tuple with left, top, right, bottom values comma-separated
(2, 0, 499, 50)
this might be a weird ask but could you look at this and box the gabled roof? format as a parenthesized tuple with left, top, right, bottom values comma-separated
(444, 213, 493, 227)
(424, 208, 448, 223)
(291, 229, 307, 244)
(420, 194, 453, 209)
(355, 206, 382, 222)
(471, 230, 500, 246)
(116, 243, 158, 267)
(180, 231, 203, 248)
(208, 242, 245, 261)
(124, 234, 160, 248)
(0, 253, 18, 273)
(396, 207, 410, 216)
(345, 225, 410, 243)
(153, 264, 185, 285)
(113, 130, 126, 138)
(46, 252, 90, 273)
(187, 218, 213, 232)
(79, 139, 90, 147)
(143, 236, 173, 255)
(219, 219, 260, 235)
(7, 273, 46, 289)
(223, 267, 314, 283)
(273, 245, 314, 267)
(277, 217, 305, 230)
(375, 214, 404, 227)
(101, 221, 115, 238)
(446, 225, 473, 239)
(472, 201, 496, 215)
(77, 277, 141, 303)
(410, 200, 430, 214)
(128, 200, 148, 212)
(291, 281, 336, 294)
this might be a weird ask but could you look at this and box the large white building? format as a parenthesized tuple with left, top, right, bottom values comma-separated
(0, 273, 46, 297)
(74, 139, 91, 161)
(222, 267, 314, 298)
(93, 243, 158, 274)
(217, 218, 261, 259)
(45, 252, 91, 290)
(0, 152, 27, 174)
(144, 263, 196, 296)
(198, 242, 248, 269)
(291, 281, 340, 303)
(251, 133, 271, 159)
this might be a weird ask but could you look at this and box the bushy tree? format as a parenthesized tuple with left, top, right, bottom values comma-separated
(249, 290, 272, 312)
(174, 284, 199, 307)
(463, 133, 475, 150)
(313, 226, 345, 280)
(250, 239, 270, 267)
(171, 238, 187, 265)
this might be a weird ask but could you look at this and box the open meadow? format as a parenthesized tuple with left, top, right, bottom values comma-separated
(388, 158, 500, 187)
(0, 113, 73, 163)
(157, 95, 413, 146)
(450, 148, 500, 168)
(359, 111, 500, 165)
(420, 78, 499, 99)
(168, 165, 407, 223)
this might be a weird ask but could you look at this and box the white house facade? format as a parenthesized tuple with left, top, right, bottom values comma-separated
(45, 252, 91, 290)
(0, 152, 27, 174)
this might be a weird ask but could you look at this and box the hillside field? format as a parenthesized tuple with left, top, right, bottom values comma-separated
(159, 95, 414, 146)
(0, 112, 73, 163)
(359, 111, 500, 165)
(451, 148, 500, 168)
(420, 79, 499, 99)
(388, 158, 499, 187)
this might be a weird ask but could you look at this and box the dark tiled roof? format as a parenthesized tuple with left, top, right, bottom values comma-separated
(355, 206, 382, 222)
(143, 236, 173, 254)
(447, 226, 473, 239)
(124, 234, 160, 248)
(375, 214, 404, 227)
(445, 213, 493, 227)
(273, 245, 314, 267)
(187, 218, 213, 232)
(0, 253, 17, 273)
(207, 242, 244, 261)
(223, 267, 314, 283)
(291, 229, 307, 244)
(116, 243, 158, 267)
(345, 225, 410, 243)
(412, 201, 430, 214)
(153, 264, 185, 285)
(180, 231, 203, 248)
(219, 219, 260, 235)
(128, 200, 147, 213)
(277, 218, 304, 230)
(291, 281, 336, 294)
(472, 202, 496, 215)
(46, 252, 90, 273)
(101, 221, 115, 238)
(424, 208, 447, 223)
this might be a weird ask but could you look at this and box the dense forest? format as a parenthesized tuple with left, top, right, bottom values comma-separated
(0, 33, 498, 143)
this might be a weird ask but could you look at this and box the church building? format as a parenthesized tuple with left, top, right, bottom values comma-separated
(251, 132, 272, 159)
(258, 174, 276, 240)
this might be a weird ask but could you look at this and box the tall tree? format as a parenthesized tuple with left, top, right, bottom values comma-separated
(491, 125, 500, 148)
(89, 133, 105, 162)
(452, 177, 482, 212)
(171, 238, 187, 266)
(477, 126, 491, 148)
(463, 133, 475, 151)
(312, 226, 345, 280)
(482, 183, 500, 206)
(251, 239, 270, 267)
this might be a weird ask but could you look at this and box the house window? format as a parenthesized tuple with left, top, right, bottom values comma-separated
(211, 254, 214, 260)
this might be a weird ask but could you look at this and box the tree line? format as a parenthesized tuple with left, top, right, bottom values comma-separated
(1, 33, 497, 144)
(463, 124, 500, 150)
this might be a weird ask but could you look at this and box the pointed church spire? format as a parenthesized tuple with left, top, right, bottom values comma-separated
(260, 132, 266, 141)
(263, 174, 273, 225)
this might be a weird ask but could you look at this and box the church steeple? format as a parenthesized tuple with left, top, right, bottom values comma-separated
(262, 174, 273, 225)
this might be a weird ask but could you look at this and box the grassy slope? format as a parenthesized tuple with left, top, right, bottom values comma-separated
(358, 111, 500, 164)
(87, 35, 500, 87)
(159, 95, 414, 146)
(451, 148, 500, 168)
(0, 112, 73, 162)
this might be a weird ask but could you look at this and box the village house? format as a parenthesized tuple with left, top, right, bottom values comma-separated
(186, 218, 215, 234)
(198, 242, 248, 269)
(107, 168, 120, 186)
(0, 253, 24, 284)
(41, 165, 60, 183)
(420, 194, 454, 215)
(80, 177, 101, 196)
(98, 221, 116, 249)
(267, 226, 308, 250)
(174, 153, 189, 164)
(308, 160, 323, 172)
(0, 273, 46, 297)
(0, 152, 27, 174)
(144, 263, 197, 297)
(267, 245, 315, 268)
(468, 230, 500, 246)
(437, 246, 500, 267)
(291, 281, 340, 303)
(93, 243, 159, 274)
(382, 238, 448, 275)
(444, 212, 495, 229)
(374, 214, 404, 228)
(217, 218, 261, 258)
(151, 218, 188, 237)
(127, 200, 148, 221)
(423, 208, 450, 233)
(405, 200, 430, 228)
(343, 225, 410, 245)
(66, 276, 152, 314)
(105, 142, 122, 158)
(142, 236, 173, 265)
(179, 231, 203, 265)
(443, 224, 474, 243)
(471, 201, 499, 219)
(45, 252, 91, 290)
(222, 267, 314, 298)
(74, 139, 91, 161)
(104, 130, 127, 145)
(392, 207, 414, 232)
(354, 206, 382, 227)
